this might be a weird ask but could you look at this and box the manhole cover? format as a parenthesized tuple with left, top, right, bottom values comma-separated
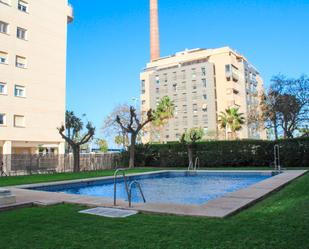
(79, 207, 138, 218)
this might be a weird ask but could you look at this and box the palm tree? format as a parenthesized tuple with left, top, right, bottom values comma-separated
(59, 111, 95, 172)
(152, 96, 175, 142)
(219, 107, 245, 139)
(65, 111, 83, 152)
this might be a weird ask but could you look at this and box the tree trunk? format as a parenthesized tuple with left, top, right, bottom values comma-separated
(129, 134, 137, 169)
(72, 146, 80, 172)
(283, 118, 288, 139)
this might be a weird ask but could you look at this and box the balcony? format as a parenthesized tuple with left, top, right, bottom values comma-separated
(67, 4, 74, 23)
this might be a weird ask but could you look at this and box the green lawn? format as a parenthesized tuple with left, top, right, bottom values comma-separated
(2, 167, 306, 187)
(0, 171, 308, 249)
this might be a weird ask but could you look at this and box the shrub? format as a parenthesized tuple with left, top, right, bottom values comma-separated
(132, 138, 309, 168)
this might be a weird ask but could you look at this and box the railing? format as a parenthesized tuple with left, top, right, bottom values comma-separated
(188, 157, 200, 172)
(274, 145, 281, 173)
(128, 181, 146, 208)
(113, 169, 130, 206)
(113, 169, 146, 208)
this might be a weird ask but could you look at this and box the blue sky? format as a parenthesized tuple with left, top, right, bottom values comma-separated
(66, 0, 309, 140)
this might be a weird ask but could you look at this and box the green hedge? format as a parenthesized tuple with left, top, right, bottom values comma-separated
(133, 138, 309, 168)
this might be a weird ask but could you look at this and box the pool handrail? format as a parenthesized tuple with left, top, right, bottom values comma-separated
(113, 169, 130, 206)
(128, 180, 146, 208)
(194, 157, 200, 171)
(188, 157, 200, 172)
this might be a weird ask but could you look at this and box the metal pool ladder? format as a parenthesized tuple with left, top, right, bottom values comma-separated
(274, 145, 284, 173)
(128, 181, 146, 208)
(187, 157, 200, 173)
(113, 169, 146, 207)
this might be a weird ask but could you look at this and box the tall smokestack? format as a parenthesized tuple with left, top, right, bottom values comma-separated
(150, 0, 160, 61)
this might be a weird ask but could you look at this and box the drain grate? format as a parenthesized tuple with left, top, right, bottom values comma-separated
(79, 207, 138, 218)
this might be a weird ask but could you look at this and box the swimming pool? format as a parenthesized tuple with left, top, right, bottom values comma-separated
(31, 171, 274, 205)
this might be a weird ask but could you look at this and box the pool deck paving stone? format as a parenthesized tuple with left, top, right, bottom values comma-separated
(1, 170, 307, 217)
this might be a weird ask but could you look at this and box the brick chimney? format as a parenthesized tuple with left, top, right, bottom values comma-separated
(150, 0, 160, 61)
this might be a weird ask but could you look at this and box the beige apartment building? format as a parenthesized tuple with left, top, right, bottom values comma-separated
(140, 47, 267, 142)
(0, 0, 73, 162)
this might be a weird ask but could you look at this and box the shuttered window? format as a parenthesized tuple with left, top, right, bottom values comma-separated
(14, 115, 25, 127)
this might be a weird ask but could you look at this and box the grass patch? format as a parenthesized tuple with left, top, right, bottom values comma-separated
(0, 172, 308, 249)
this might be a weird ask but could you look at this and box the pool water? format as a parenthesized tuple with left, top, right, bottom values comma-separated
(33, 171, 272, 205)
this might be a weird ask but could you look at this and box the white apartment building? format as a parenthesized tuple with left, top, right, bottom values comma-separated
(141, 47, 267, 142)
(0, 0, 73, 166)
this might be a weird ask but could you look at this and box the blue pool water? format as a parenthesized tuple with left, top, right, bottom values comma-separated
(32, 171, 272, 205)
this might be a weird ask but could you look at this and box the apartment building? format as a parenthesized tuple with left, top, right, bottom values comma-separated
(140, 47, 267, 142)
(0, 0, 73, 165)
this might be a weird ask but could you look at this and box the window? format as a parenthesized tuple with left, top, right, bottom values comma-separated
(142, 100, 145, 105)
(202, 104, 208, 112)
(0, 21, 9, 34)
(16, 56, 26, 68)
(0, 51, 8, 64)
(173, 83, 177, 92)
(193, 116, 199, 125)
(202, 79, 207, 88)
(233, 89, 239, 95)
(0, 82, 7, 94)
(155, 75, 160, 84)
(201, 67, 206, 76)
(17, 27, 27, 40)
(141, 80, 145, 94)
(192, 69, 196, 79)
(181, 70, 186, 79)
(0, 113, 6, 125)
(156, 87, 159, 94)
(14, 115, 25, 127)
(14, 85, 25, 97)
(164, 73, 168, 82)
(18, 0, 28, 12)
(192, 82, 197, 90)
(173, 72, 177, 80)
(225, 64, 231, 73)
(203, 94, 207, 100)
(193, 103, 198, 113)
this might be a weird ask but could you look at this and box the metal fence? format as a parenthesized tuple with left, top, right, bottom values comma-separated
(0, 153, 125, 176)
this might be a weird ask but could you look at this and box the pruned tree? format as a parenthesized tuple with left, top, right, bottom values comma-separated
(58, 111, 95, 172)
(116, 107, 154, 168)
(115, 97, 174, 168)
(181, 128, 204, 167)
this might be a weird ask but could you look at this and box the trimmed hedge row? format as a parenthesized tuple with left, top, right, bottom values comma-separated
(132, 138, 309, 168)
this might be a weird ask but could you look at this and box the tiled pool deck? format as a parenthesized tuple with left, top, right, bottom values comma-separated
(2, 170, 307, 218)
